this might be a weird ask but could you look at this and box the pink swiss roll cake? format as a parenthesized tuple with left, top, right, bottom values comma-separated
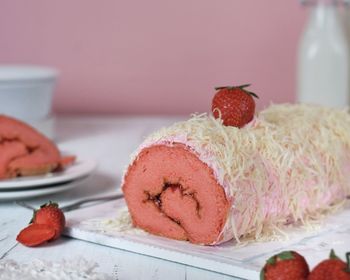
(0, 115, 75, 179)
(122, 104, 350, 245)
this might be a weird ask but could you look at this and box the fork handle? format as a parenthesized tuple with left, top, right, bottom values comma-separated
(60, 193, 124, 212)
(16, 193, 124, 212)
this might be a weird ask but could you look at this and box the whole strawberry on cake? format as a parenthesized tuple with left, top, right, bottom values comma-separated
(122, 85, 350, 245)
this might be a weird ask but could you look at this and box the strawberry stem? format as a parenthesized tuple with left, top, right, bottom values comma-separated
(266, 255, 276, 265)
(346, 252, 350, 273)
(330, 249, 340, 260)
(40, 201, 59, 209)
(246, 91, 259, 99)
(238, 84, 251, 89)
(276, 251, 294, 260)
(215, 86, 231, 90)
(260, 269, 265, 280)
(214, 85, 259, 99)
(29, 209, 37, 224)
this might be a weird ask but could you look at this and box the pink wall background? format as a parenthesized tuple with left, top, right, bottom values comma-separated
(0, 1, 306, 115)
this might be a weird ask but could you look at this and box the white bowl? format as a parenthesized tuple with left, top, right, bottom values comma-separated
(0, 65, 58, 120)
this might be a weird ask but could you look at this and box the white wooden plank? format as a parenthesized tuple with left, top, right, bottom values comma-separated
(5, 237, 188, 280)
(0, 203, 29, 259)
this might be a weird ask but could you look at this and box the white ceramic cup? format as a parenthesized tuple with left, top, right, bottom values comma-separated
(0, 65, 58, 138)
(0, 65, 58, 119)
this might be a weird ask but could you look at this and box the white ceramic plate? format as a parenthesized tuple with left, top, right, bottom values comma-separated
(0, 176, 89, 201)
(0, 159, 97, 190)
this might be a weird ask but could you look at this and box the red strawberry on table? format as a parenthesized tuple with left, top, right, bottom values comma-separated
(212, 84, 258, 128)
(308, 249, 350, 280)
(32, 201, 66, 240)
(260, 251, 309, 280)
(16, 201, 65, 247)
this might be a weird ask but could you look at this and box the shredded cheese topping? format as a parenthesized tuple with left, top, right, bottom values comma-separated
(128, 104, 350, 243)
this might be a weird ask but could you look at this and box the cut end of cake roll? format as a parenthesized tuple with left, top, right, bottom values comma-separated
(122, 143, 231, 245)
(0, 115, 74, 179)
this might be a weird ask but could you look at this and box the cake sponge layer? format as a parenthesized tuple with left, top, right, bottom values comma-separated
(122, 144, 230, 245)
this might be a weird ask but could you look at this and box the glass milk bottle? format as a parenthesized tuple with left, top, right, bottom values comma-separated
(297, 0, 349, 108)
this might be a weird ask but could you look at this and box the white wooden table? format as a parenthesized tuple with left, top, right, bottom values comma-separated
(0, 115, 239, 280)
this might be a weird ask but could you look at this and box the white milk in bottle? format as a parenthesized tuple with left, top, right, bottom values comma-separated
(297, 0, 349, 108)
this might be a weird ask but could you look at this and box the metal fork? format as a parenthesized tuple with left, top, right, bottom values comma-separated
(16, 192, 124, 212)
(17, 194, 349, 212)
